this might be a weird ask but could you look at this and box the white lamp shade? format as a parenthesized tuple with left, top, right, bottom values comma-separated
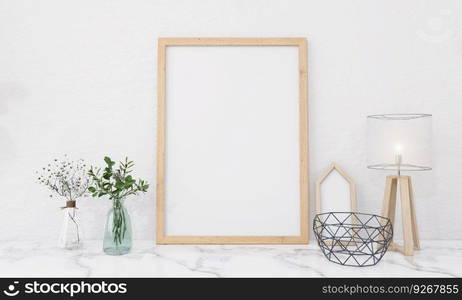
(367, 114, 432, 171)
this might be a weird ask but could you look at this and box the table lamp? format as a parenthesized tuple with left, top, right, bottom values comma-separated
(367, 114, 432, 256)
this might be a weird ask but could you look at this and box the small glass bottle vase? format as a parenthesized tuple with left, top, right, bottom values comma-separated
(58, 201, 83, 249)
(103, 198, 132, 255)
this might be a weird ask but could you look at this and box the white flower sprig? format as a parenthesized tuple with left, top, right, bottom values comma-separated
(36, 155, 91, 202)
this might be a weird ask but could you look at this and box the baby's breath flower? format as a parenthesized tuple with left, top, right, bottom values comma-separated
(36, 156, 92, 202)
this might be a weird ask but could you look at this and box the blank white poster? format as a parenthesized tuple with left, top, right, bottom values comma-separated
(164, 46, 300, 236)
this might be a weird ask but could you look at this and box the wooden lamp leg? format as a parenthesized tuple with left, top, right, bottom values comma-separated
(381, 176, 397, 225)
(380, 175, 420, 256)
(408, 178, 420, 250)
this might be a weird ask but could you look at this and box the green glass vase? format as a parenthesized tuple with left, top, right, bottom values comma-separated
(103, 198, 132, 255)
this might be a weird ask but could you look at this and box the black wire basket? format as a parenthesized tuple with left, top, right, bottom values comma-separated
(313, 212, 393, 267)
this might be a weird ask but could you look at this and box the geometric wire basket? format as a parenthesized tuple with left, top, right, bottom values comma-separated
(313, 212, 393, 267)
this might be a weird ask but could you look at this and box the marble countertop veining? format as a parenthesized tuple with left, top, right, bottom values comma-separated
(0, 241, 461, 277)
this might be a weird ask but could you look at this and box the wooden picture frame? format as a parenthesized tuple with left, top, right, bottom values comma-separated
(156, 37, 308, 244)
(315, 163, 357, 214)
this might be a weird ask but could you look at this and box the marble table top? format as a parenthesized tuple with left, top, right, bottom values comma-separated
(0, 240, 461, 277)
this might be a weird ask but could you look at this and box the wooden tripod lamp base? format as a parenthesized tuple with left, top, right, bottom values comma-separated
(381, 175, 420, 256)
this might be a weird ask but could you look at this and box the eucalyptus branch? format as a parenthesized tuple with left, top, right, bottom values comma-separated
(87, 156, 149, 201)
(88, 156, 149, 247)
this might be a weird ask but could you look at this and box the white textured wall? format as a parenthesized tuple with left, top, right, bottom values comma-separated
(0, 0, 461, 241)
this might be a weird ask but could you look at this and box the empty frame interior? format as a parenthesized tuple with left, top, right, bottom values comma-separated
(157, 38, 308, 244)
(315, 163, 357, 214)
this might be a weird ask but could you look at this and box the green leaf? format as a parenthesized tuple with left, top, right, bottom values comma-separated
(104, 156, 115, 167)
(115, 181, 124, 189)
(88, 186, 96, 193)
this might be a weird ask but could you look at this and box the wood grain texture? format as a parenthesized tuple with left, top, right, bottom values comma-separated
(156, 40, 166, 243)
(381, 176, 397, 225)
(156, 37, 308, 245)
(381, 175, 420, 256)
(158, 37, 307, 46)
(408, 177, 420, 250)
(158, 235, 308, 245)
(399, 176, 414, 256)
(298, 38, 309, 243)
